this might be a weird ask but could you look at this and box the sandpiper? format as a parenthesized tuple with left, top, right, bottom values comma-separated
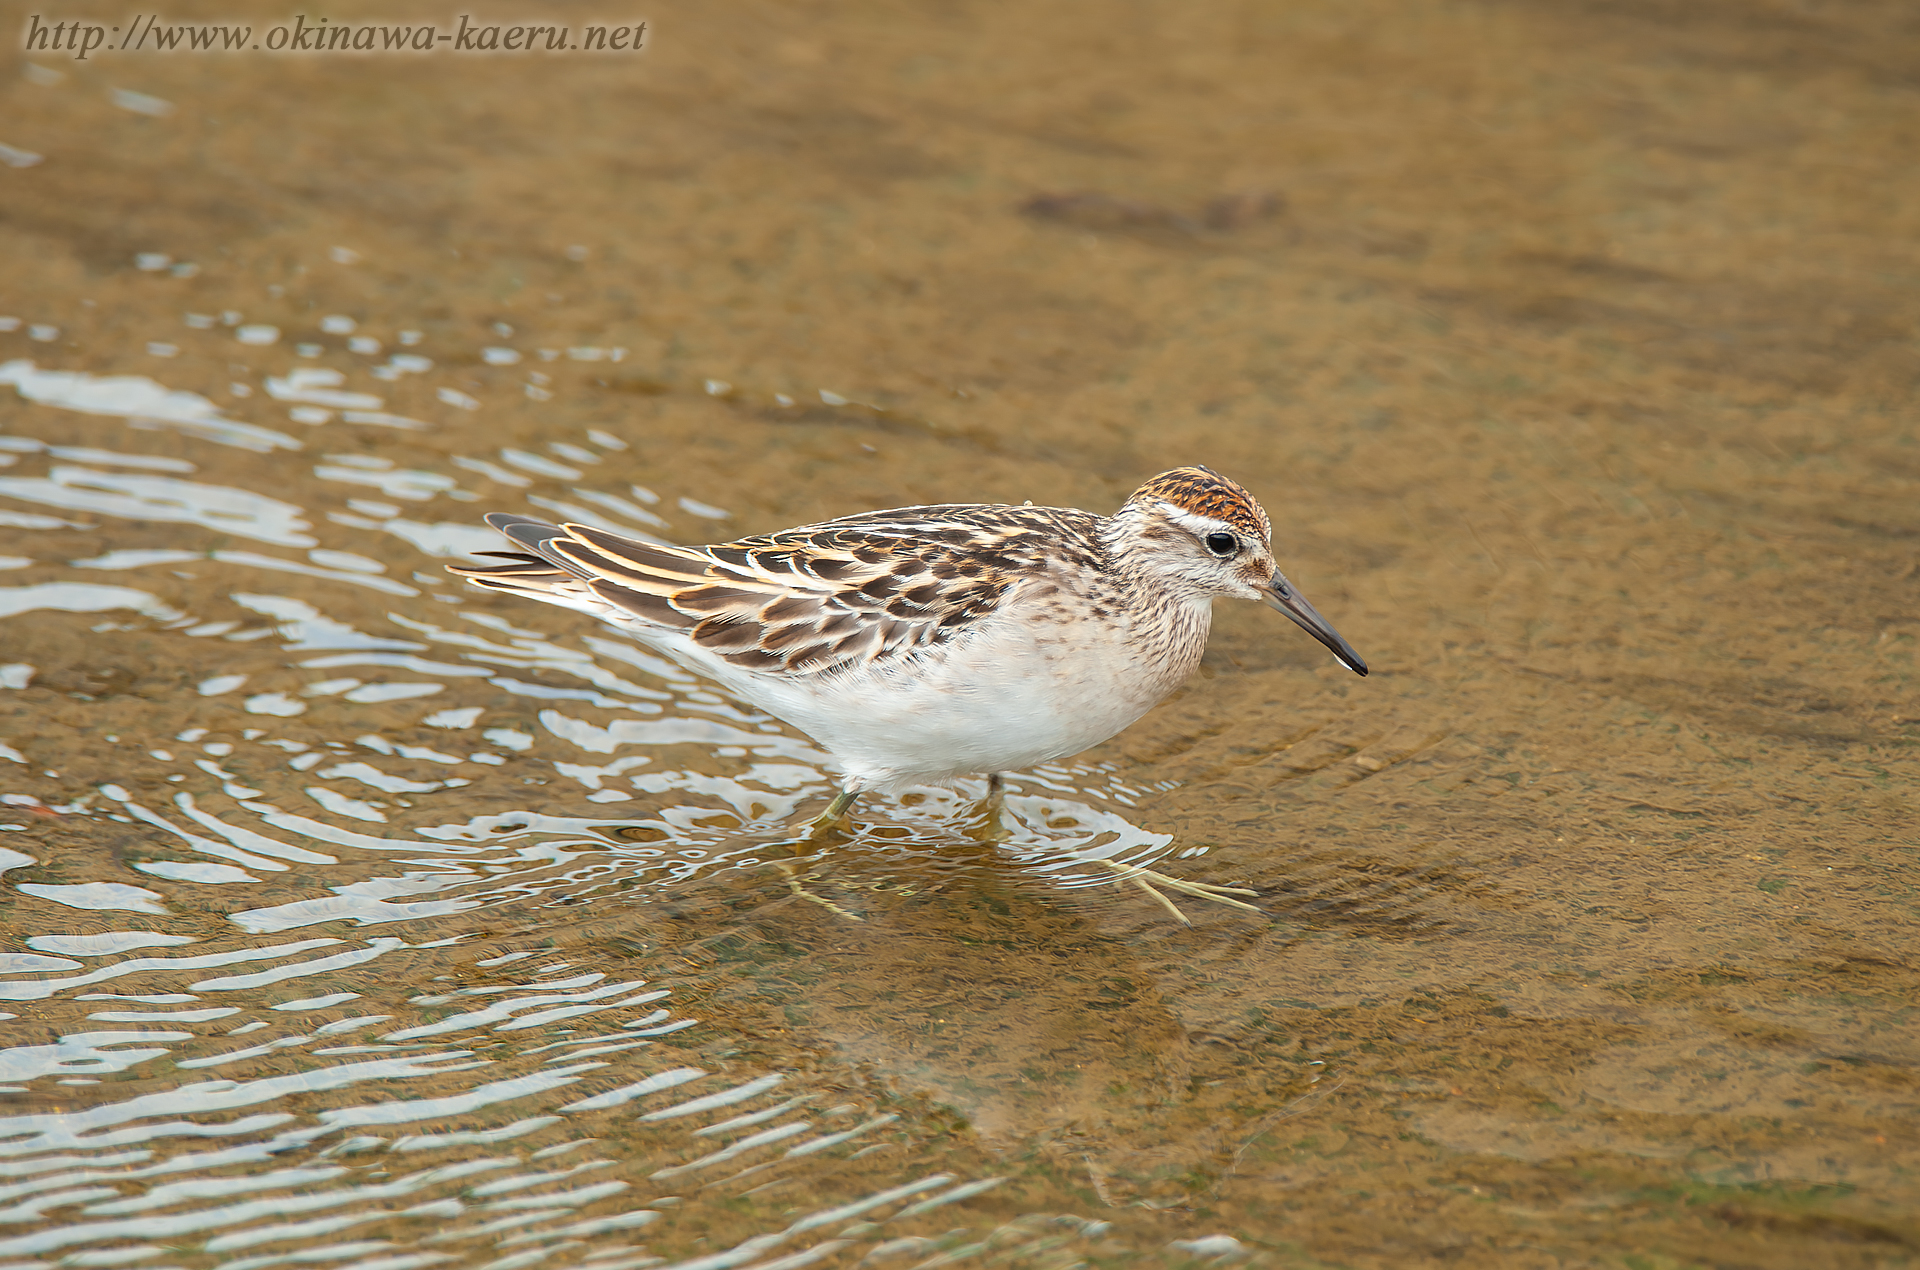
(451, 466, 1367, 920)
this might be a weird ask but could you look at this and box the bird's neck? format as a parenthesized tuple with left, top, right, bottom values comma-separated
(1099, 508, 1216, 679)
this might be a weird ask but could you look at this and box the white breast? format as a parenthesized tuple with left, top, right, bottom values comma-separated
(671, 597, 1209, 792)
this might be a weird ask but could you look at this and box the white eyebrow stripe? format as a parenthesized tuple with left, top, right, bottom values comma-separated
(1158, 504, 1245, 540)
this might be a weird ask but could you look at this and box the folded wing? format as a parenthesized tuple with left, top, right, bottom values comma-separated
(449, 511, 1028, 676)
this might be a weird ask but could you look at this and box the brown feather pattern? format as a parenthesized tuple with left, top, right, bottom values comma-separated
(1131, 466, 1271, 541)
(449, 502, 1112, 677)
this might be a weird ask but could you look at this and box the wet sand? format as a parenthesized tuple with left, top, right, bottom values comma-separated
(2, 1, 1917, 1266)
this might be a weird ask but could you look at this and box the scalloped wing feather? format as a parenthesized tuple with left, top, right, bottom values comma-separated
(449, 505, 1106, 677)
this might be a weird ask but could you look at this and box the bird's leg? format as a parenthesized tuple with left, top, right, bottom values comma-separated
(801, 787, 860, 841)
(772, 787, 866, 920)
(1093, 858, 1262, 925)
(961, 773, 1011, 844)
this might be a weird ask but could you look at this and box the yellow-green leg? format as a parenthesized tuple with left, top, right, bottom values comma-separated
(781, 787, 865, 920)
(961, 772, 1011, 844)
(802, 787, 860, 839)
(1094, 858, 1262, 925)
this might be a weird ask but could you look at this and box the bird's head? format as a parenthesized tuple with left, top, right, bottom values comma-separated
(1110, 465, 1368, 676)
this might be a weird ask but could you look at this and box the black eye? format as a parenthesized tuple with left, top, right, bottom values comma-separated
(1204, 531, 1238, 557)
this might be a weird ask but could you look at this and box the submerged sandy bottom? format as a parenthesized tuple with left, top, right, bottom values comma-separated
(0, 2, 1916, 1266)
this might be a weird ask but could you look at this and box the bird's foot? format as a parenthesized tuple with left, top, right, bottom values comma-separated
(962, 815, 1013, 845)
(959, 799, 1012, 845)
(959, 772, 1012, 844)
(781, 869, 865, 921)
(1094, 858, 1261, 925)
(777, 789, 866, 920)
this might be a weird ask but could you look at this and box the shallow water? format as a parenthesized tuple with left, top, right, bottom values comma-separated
(2, 2, 1917, 1267)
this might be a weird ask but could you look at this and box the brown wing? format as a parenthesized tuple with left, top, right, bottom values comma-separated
(449, 505, 1105, 677)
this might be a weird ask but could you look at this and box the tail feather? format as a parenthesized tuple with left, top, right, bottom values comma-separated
(449, 516, 711, 627)
(482, 513, 592, 578)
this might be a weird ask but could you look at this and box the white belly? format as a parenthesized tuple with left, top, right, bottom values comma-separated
(649, 599, 1211, 792)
